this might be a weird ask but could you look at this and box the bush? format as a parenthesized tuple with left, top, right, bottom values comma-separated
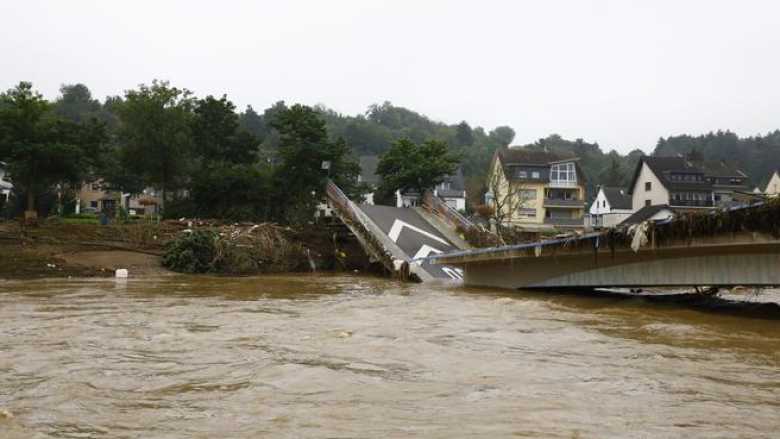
(162, 229, 218, 273)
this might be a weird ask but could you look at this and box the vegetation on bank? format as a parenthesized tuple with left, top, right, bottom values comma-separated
(161, 225, 312, 275)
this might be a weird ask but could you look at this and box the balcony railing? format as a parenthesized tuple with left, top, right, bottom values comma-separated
(543, 218, 584, 228)
(543, 198, 585, 208)
(548, 180, 579, 189)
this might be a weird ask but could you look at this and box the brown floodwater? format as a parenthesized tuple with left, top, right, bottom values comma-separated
(1, 274, 780, 438)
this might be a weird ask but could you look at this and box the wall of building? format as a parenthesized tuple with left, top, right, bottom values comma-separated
(632, 163, 669, 211)
(766, 173, 780, 198)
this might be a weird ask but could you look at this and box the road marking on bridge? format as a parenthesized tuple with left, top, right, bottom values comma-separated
(412, 244, 443, 262)
(387, 220, 449, 246)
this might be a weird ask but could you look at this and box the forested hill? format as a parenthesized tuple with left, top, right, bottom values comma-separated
(653, 130, 780, 188)
(239, 101, 516, 192)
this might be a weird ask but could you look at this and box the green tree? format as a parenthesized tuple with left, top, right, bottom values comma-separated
(189, 162, 273, 220)
(237, 105, 266, 139)
(55, 83, 103, 123)
(688, 146, 704, 162)
(116, 80, 194, 208)
(599, 155, 626, 187)
(0, 82, 106, 217)
(271, 104, 360, 222)
(192, 95, 259, 166)
(375, 138, 459, 202)
(455, 121, 474, 147)
(489, 126, 516, 146)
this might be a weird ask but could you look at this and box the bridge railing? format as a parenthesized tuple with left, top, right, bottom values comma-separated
(422, 189, 474, 230)
(422, 189, 502, 247)
(325, 180, 368, 229)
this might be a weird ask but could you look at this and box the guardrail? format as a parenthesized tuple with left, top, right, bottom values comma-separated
(422, 189, 474, 230)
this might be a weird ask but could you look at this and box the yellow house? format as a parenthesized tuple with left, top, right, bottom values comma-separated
(765, 171, 780, 198)
(486, 148, 586, 231)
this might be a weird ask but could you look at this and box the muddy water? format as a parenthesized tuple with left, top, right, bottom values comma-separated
(1, 275, 779, 439)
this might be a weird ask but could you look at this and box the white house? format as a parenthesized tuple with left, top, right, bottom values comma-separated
(432, 171, 467, 211)
(0, 161, 12, 205)
(627, 156, 750, 211)
(588, 186, 633, 228)
(765, 171, 780, 198)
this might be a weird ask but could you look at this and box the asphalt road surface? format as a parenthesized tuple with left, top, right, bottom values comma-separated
(358, 205, 463, 280)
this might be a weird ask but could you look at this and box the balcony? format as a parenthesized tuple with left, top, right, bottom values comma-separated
(548, 180, 579, 189)
(543, 198, 585, 208)
(543, 218, 584, 228)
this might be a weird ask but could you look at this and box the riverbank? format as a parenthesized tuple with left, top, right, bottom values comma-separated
(0, 220, 366, 279)
(0, 221, 177, 278)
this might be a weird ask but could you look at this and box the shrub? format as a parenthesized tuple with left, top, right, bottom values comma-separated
(162, 229, 218, 273)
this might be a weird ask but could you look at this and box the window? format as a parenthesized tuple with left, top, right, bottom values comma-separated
(531, 171, 541, 179)
(550, 163, 576, 183)
(602, 200, 607, 208)
(519, 189, 537, 200)
(645, 182, 652, 191)
(90, 201, 98, 208)
(517, 170, 527, 179)
(645, 200, 651, 207)
(517, 208, 536, 218)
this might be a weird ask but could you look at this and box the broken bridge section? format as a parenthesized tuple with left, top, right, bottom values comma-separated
(358, 205, 463, 280)
(325, 181, 466, 282)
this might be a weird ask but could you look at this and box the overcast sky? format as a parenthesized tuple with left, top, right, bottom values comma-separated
(1, 0, 778, 153)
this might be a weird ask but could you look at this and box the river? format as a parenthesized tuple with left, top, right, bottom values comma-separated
(1, 274, 779, 438)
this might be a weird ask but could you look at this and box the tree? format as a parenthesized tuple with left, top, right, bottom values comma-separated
(688, 146, 704, 162)
(375, 138, 459, 202)
(55, 84, 103, 123)
(271, 104, 360, 222)
(489, 126, 516, 147)
(486, 169, 527, 239)
(116, 80, 194, 208)
(0, 82, 106, 218)
(455, 121, 474, 147)
(191, 95, 259, 166)
(599, 155, 626, 187)
(237, 105, 266, 139)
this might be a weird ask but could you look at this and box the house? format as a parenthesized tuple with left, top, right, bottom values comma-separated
(358, 155, 380, 205)
(486, 148, 587, 231)
(588, 186, 633, 228)
(432, 170, 467, 211)
(0, 161, 12, 205)
(765, 171, 780, 198)
(627, 156, 750, 212)
(77, 180, 162, 216)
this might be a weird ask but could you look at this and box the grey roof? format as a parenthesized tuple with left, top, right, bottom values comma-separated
(358, 155, 379, 185)
(437, 169, 465, 198)
(601, 187, 632, 210)
(628, 156, 748, 195)
(496, 148, 586, 182)
(622, 205, 676, 225)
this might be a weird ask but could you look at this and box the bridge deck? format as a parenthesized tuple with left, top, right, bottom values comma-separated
(325, 181, 467, 282)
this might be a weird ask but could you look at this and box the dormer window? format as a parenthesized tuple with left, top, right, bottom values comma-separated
(517, 170, 527, 179)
